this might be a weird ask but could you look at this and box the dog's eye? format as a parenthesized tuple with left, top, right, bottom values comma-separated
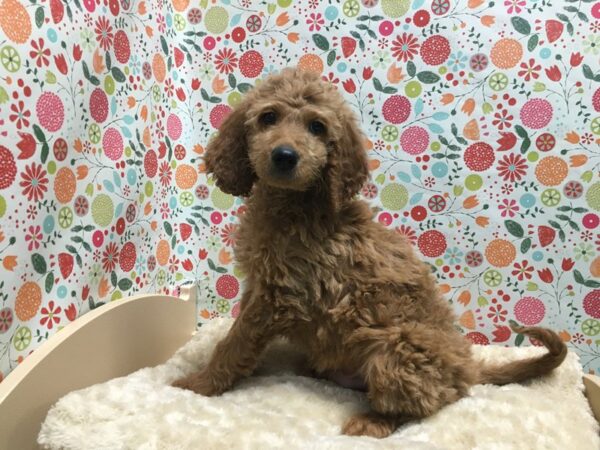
(308, 120, 326, 135)
(259, 111, 277, 126)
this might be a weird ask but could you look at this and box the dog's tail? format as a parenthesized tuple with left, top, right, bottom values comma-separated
(477, 323, 567, 386)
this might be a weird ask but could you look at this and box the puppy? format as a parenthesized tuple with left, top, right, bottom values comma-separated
(173, 68, 566, 438)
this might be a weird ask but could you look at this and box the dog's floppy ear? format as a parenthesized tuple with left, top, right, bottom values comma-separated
(204, 100, 256, 196)
(326, 110, 369, 209)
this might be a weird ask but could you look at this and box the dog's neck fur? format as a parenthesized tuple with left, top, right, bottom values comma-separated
(247, 182, 340, 233)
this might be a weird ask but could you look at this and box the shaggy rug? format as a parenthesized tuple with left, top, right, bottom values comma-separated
(39, 318, 599, 450)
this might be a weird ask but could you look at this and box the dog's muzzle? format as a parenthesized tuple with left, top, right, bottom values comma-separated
(271, 145, 298, 174)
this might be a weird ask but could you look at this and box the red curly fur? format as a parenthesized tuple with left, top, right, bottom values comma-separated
(173, 68, 567, 438)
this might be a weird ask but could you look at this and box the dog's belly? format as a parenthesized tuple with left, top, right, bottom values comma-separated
(285, 318, 368, 390)
(319, 370, 367, 391)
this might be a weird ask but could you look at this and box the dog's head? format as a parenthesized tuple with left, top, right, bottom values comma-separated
(204, 68, 368, 208)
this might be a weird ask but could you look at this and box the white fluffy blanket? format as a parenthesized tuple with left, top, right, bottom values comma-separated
(39, 319, 599, 450)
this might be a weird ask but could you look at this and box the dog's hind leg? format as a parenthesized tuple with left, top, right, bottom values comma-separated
(341, 322, 475, 438)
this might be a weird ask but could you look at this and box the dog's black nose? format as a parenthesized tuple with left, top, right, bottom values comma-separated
(271, 146, 298, 172)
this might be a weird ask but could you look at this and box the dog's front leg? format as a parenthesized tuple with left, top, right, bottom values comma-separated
(172, 291, 274, 396)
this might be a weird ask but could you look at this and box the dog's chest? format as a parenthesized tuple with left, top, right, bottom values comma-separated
(236, 222, 352, 301)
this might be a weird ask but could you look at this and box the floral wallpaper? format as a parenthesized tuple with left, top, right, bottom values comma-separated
(1, 0, 600, 381)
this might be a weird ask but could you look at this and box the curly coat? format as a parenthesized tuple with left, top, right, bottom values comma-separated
(173, 68, 567, 438)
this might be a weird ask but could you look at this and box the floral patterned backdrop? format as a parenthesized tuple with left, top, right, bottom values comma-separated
(1, 0, 600, 381)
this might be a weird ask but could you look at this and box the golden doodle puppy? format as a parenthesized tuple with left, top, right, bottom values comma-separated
(173, 68, 567, 438)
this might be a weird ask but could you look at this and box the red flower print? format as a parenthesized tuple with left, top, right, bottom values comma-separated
(246, 14, 262, 32)
(499, 198, 519, 217)
(54, 54, 68, 75)
(147, 255, 156, 271)
(562, 258, 575, 271)
(220, 223, 238, 247)
(391, 33, 420, 62)
(361, 183, 378, 199)
(29, 38, 50, 67)
(26, 205, 37, 220)
(432, 0, 451, 15)
(395, 225, 417, 245)
(582, 132, 594, 145)
(195, 185, 209, 199)
(570, 52, 583, 67)
(17, 132, 36, 159)
(20, 163, 49, 202)
(342, 78, 356, 94)
(362, 66, 374, 80)
(95, 16, 114, 51)
(160, 202, 170, 219)
(501, 183, 514, 195)
(537, 268, 554, 283)
(214, 48, 238, 74)
(159, 161, 172, 187)
(497, 132, 517, 151)
(517, 58, 540, 81)
(536, 133, 555, 151)
(73, 195, 88, 216)
(497, 153, 527, 182)
(492, 325, 511, 342)
(492, 108, 513, 130)
(0, 308, 13, 333)
(164, 78, 175, 97)
(487, 304, 508, 323)
(187, 8, 202, 24)
(73, 44, 83, 61)
(102, 242, 120, 272)
(512, 260, 534, 281)
(470, 53, 488, 71)
(168, 255, 180, 274)
(157, 13, 166, 33)
(423, 177, 436, 188)
(545, 65, 562, 82)
(181, 258, 193, 271)
(307, 13, 324, 31)
(322, 72, 339, 84)
(154, 118, 165, 141)
(505, 0, 526, 14)
(564, 181, 584, 199)
(9, 101, 31, 129)
(65, 303, 77, 321)
(142, 62, 152, 79)
(40, 301, 62, 330)
(53, 138, 68, 161)
(465, 250, 483, 267)
(25, 225, 42, 251)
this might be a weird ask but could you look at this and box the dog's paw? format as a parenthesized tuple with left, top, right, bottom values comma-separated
(171, 371, 223, 396)
(341, 413, 398, 438)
